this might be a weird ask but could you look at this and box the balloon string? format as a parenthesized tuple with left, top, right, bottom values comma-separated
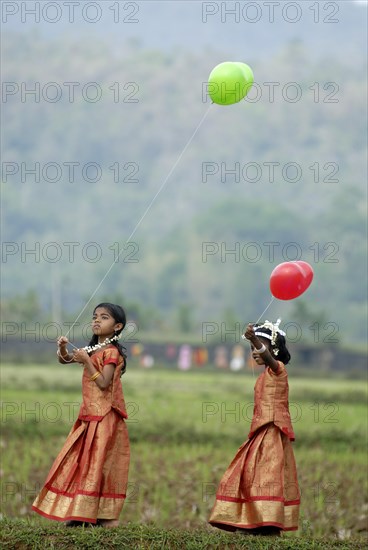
(247, 296, 275, 379)
(255, 296, 275, 324)
(64, 103, 214, 340)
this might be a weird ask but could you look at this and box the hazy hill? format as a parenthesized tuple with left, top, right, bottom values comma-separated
(1, 1, 367, 344)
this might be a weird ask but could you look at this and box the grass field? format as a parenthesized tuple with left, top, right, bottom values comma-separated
(1, 363, 367, 548)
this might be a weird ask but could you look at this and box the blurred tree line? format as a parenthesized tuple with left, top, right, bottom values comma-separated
(1, 31, 366, 345)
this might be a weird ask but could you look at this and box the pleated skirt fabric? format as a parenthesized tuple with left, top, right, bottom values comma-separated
(32, 410, 130, 523)
(209, 423, 300, 531)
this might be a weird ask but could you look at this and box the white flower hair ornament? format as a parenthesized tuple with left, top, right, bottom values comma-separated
(253, 318, 286, 356)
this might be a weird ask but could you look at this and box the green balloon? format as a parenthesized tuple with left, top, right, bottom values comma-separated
(234, 62, 254, 98)
(208, 61, 254, 106)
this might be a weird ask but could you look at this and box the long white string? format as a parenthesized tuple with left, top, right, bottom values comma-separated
(64, 103, 214, 340)
(255, 296, 275, 325)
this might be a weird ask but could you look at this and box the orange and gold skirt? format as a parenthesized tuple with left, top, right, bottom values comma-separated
(32, 410, 130, 523)
(209, 423, 300, 531)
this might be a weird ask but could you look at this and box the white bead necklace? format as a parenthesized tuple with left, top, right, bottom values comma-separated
(83, 333, 122, 354)
(57, 333, 122, 362)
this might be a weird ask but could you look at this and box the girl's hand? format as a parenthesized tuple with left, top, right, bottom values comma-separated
(72, 348, 90, 365)
(57, 336, 69, 347)
(244, 324, 256, 342)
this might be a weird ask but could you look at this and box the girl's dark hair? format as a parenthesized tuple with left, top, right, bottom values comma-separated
(88, 303, 127, 375)
(254, 325, 291, 365)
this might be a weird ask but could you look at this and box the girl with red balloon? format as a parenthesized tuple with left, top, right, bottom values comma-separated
(209, 261, 313, 536)
(209, 319, 299, 536)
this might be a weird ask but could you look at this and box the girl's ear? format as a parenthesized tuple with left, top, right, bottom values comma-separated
(114, 323, 123, 332)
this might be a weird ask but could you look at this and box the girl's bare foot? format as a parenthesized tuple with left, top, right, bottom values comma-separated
(65, 520, 93, 527)
(65, 520, 83, 527)
(236, 526, 281, 537)
(98, 519, 119, 528)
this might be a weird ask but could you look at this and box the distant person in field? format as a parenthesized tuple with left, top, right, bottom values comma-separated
(209, 320, 300, 536)
(32, 303, 130, 528)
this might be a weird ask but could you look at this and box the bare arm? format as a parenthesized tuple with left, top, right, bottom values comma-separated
(72, 349, 115, 389)
(244, 324, 280, 373)
(57, 336, 75, 364)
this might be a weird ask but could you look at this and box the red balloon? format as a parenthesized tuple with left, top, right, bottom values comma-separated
(294, 261, 314, 289)
(270, 261, 314, 300)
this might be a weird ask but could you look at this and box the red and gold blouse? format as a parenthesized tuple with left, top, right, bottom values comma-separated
(78, 345, 128, 421)
(248, 361, 295, 441)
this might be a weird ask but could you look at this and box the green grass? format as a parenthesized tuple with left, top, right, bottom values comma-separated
(0, 364, 367, 546)
(1, 519, 367, 549)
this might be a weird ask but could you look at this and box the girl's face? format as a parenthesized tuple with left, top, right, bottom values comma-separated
(92, 307, 123, 340)
(251, 337, 272, 366)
